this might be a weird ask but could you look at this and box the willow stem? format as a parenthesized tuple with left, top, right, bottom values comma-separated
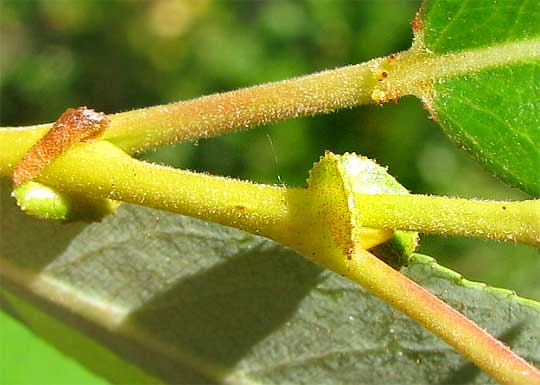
(22, 142, 538, 248)
(105, 58, 384, 152)
(3, 39, 539, 158)
(0, 56, 385, 161)
(340, 249, 540, 385)
(357, 194, 540, 246)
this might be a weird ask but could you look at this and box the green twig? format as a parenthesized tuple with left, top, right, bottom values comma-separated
(356, 194, 540, 246)
(339, 249, 540, 385)
(0, 56, 385, 159)
(17, 141, 539, 248)
(4, 39, 538, 158)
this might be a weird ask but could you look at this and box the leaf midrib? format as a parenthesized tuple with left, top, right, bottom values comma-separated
(392, 37, 540, 98)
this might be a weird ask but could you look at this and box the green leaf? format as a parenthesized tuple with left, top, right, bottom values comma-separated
(416, 0, 540, 196)
(0, 305, 109, 385)
(1, 181, 538, 384)
(0, 290, 158, 385)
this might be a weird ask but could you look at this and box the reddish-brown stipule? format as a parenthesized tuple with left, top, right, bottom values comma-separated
(12, 107, 110, 186)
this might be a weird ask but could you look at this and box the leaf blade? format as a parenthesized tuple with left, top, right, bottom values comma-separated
(415, 0, 540, 196)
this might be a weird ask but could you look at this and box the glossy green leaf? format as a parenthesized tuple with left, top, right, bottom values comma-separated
(418, 0, 540, 196)
(1, 181, 538, 385)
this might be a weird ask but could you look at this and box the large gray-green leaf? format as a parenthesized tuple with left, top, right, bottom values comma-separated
(1, 181, 539, 384)
(416, 0, 540, 196)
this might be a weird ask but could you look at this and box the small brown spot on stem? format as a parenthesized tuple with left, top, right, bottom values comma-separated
(376, 69, 389, 81)
(12, 107, 110, 186)
(234, 204, 247, 211)
(345, 247, 354, 260)
(411, 11, 423, 35)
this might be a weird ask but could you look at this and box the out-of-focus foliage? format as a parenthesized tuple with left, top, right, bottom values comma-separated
(0, 1, 537, 297)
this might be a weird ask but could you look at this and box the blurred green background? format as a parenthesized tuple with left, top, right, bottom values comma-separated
(0, 2, 538, 381)
(1, 0, 537, 297)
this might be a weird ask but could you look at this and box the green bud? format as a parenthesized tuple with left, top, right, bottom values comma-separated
(12, 181, 118, 222)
